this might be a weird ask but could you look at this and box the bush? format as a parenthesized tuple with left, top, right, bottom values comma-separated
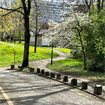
(71, 49, 82, 58)
(87, 60, 104, 72)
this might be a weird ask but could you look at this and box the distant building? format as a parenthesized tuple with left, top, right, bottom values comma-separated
(30, 0, 70, 46)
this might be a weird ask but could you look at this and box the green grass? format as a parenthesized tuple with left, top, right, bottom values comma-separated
(54, 48, 70, 54)
(0, 41, 59, 67)
(47, 58, 105, 82)
(38, 47, 70, 54)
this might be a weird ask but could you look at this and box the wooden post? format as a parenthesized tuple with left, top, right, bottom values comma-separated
(56, 74, 61, 80)
(11, 65, 14, 70)
(37, 68, 40, 73)
(51, 73, 55, 78)
(63, 76, 68, 82)
(41, 69, 44, 75)
(94, 85, 102, 95)
(45, 72, 49, 76)
(51, 42, 53, 65)
(71, 79, 77, 86)
(82, 82, 88, 89)
(30, 68, 34, 72)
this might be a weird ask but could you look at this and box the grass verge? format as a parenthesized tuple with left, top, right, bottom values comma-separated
(0, 41, 59, 67)
(47, 58, 105, 82)
(39, 47, 70, 54)
(54, 48, 70, 54)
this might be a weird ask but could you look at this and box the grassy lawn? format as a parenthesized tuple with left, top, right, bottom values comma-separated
(47, 58, 105, 82)
(39, 47, 70, 54)
(54, 48, 70, 54)
(0, 41, 59, 67)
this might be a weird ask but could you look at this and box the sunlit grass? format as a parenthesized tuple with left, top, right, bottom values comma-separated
(47, 58, 105, 82)
(39, 47, 70, 54)
(54, 48, 70, 54)
(0, 41, 59, 67)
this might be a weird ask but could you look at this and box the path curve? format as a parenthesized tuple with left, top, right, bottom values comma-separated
(29, 50, 72, 73)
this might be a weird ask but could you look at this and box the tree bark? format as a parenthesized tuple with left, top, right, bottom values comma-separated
(97, 0, 100, 13)
(74, 14, 87, 70)
(78, 31, 87, 70)
(34, 33, 37, 53)
(19, 28, 21, 43)
(22, 15, 30, 67)
(21, 0, 31, 67)
(19, 15, 22, 44)
(34, 1, 38, 53)
(101, 0, 104, 10)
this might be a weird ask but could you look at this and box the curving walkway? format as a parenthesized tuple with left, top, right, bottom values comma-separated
(29, 50, 72, 73)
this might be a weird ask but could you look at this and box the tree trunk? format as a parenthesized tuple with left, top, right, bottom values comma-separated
(19, 28, 21, 43)
(97, 0, 100, 13)
(34, 1, 38, 53)
(22, 16, 30, 67)
(21, 0, 31, 67)
(78, 31, 87, 70)
(101, 0, 104, 9)
(34, 33, 37, 53)
(19, 16, 22, 44)
(10, 30, 11, 41)
(1, 25, 3, 40)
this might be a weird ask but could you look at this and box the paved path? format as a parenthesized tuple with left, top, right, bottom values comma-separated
(29, 50, 72, 73)
(29, 50, 105, 99)
(0, 69, 104, 105)
(0, 50, 105, 105)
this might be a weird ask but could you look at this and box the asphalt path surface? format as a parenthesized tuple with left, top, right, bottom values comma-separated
(0, 69, 104, 105)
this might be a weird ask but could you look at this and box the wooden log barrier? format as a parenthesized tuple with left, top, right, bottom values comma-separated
(30, 68, 34, 72)
(56, 74, 61, 80)
(41, 69, 44, 75)
(63, 76, 68, 82)
(51, 73, 55, 78)
(37, 68, 40, 73)
(71, 78, 77, 86)
(94, 85, 102, 95)
(45, 72, 49, 76)
(11, 65, 15, 70)
(82, 82, 88, 89)
(18, 66, 22, 69)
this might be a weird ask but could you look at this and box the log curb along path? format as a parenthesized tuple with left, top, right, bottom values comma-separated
(29, 50, 105, 100)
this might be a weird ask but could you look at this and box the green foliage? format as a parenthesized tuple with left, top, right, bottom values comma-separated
(0, 10, 15, 37)
(11, 29, 24, 40)
(0, 41, 59, 67)
(81, 8, 105, 72)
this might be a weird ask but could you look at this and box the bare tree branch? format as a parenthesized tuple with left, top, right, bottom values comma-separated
(0, 6, 24, 16)
(0, 6, 23, 11)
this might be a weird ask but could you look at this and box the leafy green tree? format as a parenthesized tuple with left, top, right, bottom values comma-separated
(0, 10, 15, 40)
(82, 7, 105, 72)
(0, 0, 32, 67)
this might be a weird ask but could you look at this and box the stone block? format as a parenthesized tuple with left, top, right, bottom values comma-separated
(37, 68, 40, 73)
(56, 74, 61, 80)
(94, 85, 102, 95)
(51, 73, 55, 78)
(63, 76, 68, 82)
(71, 79, 77, 86)
(82, 82, 88, 89)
